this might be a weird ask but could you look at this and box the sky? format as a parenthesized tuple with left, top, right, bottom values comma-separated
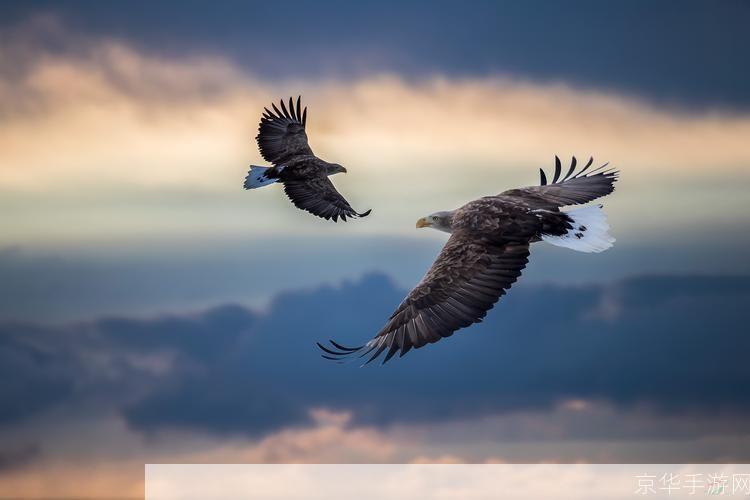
(1, 1, 749, 498)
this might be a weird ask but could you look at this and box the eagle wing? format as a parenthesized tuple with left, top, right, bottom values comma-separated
(283, 173, 371, 222)
(502, 156, 618, 209)
(256, 96, 313, 165)
(319, 232, 530, 364)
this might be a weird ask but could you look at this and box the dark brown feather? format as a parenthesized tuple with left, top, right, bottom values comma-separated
(321, 232, 530, 364)
(256, 97, 314, 165)
(281, 173, 371, 222)
(504, 156, 618, 209)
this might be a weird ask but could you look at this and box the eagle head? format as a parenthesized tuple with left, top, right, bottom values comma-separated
(416, 211, 455, 233)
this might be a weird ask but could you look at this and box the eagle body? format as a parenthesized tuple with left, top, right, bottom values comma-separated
(263, 156, 340, 182)
(449, 196, 573, 244)
(319, 156, 618, 365)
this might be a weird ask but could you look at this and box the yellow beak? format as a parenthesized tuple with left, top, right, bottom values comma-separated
(416, 217, 431, 228)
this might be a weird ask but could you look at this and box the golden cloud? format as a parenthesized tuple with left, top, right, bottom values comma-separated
(1, 27, 749, 244)
(2, 38, 750, 194)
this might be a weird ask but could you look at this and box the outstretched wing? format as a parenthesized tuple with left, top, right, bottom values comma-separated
(502, 156, 618, 209)
(256, 96, 313, 165)
(319, 233, 530, 364)
(283, 174, 371, 222)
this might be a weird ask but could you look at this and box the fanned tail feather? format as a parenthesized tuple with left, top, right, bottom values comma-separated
(542, 204, 615, 253)
(244, 165, 278, 189)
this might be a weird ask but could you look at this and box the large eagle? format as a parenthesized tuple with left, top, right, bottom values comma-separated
(243, 96, 371, 222)
(319, 157, 618, 364)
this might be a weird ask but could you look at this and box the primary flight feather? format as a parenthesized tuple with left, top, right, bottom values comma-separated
(318, 156, 618, 364)
(243, 96, 371, 222)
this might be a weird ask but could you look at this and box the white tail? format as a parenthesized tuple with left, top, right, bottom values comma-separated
(244, 165, 278, 189)
(542, 204, 615, 253)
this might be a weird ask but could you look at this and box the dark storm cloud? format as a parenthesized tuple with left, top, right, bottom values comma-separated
(0, 324, 76, 425)
(2, 0, 749, 109)
(1, 272, 749, 437)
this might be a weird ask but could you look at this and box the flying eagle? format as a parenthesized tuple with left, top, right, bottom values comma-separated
(243, 96, 371, 222)
(318, 157, 618, 364)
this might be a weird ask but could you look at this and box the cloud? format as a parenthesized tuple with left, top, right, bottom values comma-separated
(229, 409, 397, 463)
(2, 272, 750, 438)
(0, 410, 402, 498)
(1, 23, 750, 245)
(2, 273, 750, 498)
(3, 34, 750, 193)
(4, 400, 750, 498)
(4, 3, 750, 108)
(0, 325, 76, 425)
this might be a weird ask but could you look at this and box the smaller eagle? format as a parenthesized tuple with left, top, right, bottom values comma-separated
(318, 157, 618, 365)
(244, 96, 371, 222)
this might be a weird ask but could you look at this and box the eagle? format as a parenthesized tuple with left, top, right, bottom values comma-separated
(318, 157, 618, 364)
(243, 96, 371, 222)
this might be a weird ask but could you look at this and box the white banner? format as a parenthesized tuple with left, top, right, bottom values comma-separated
(146, 464, 750, 500)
